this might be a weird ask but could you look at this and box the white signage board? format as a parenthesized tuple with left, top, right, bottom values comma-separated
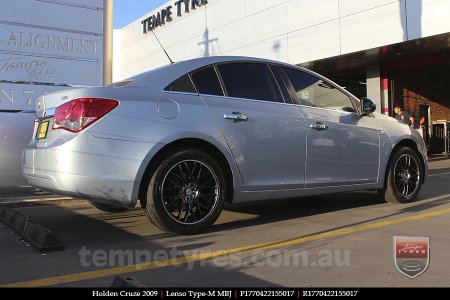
(0, 0, 103, 35)
(0, 82, 69, 111)
(0, 0, 104, 90)
(0, 0, 104, 108)
(0, 0, 104, 186)
(0, 24, 102, 60)
(0, 53, 103, 88)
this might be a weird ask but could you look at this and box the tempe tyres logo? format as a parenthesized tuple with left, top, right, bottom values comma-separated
(394, 236, 430, 278)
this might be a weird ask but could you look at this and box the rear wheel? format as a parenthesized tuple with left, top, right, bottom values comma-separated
(381, 147, 422, 203)
(142, 148, 227, 235)
(89, 201, 128, 212)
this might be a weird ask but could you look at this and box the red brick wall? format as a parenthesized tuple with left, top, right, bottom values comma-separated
(391, 65, 450, 124)
(402, 89, 450, 122)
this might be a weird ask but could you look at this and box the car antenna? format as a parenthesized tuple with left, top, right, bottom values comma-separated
(151, 30, 174, 65)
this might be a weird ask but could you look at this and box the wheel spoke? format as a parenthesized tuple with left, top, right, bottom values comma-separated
(198, 172, 213, 184)
(190, 162, 199, 179)
(194, 200, 202, 216)
(397, 158, 405, 169)
(199, 195, 213, 208)
(199, 185, 217, 190)
(166, 198, 181, 210)
(176, 206, 183, 220)
(183, 162, 191, 180)
(407, 181, 415, 194)
(201, 192, 218, 197)
(393, 153, 420, 198)
(167, 177, 180, 187)
(164, 186, 181, 191)
(161, 159, 220, 225)
(196, 164, 203, 180)
(178, 164, 187, 182)
(183, 208, 190, 223)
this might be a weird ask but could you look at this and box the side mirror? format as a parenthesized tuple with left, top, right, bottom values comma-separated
(360, 97, 376, 115)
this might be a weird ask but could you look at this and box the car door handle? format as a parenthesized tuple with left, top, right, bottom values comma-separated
(310, 122, 328, 130)
(224, 112, 248, 122)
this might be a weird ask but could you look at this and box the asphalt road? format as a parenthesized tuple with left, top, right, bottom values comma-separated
(1, 157, 450, 287)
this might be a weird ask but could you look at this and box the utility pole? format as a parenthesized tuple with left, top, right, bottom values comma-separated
(103, 0, 113, 85)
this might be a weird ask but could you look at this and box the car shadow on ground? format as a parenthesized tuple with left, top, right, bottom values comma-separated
(207, 180, 450, 235)
(209, 191, 385, 233)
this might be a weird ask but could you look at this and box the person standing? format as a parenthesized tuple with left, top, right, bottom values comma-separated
(394, 105, 415, 128)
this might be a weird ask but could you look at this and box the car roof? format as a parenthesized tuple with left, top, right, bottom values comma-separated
(126, 56, 299, 88)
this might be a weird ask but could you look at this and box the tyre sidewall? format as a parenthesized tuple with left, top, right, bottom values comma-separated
(386, 147, 422, 203)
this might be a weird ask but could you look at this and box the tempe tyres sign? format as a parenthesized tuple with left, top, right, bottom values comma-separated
(141, 0, 208, 33)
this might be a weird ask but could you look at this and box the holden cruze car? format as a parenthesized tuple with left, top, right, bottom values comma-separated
(23, 56, 427, 235)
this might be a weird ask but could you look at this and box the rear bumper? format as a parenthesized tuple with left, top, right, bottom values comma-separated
(23, 132, 156, 207)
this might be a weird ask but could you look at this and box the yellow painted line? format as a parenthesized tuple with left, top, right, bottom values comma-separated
(3, 206, 450, 287)
(429, 172, 450, 177)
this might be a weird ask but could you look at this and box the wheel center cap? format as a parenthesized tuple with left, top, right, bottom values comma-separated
(404, 170, 411, 179)
(184, 187, 193, 196)
(182, 185, 199, 202)
(401, 170, 411, 181)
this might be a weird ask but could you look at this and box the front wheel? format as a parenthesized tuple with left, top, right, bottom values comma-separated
(381, 147, 422, 203)
(142, 148, 227, 235)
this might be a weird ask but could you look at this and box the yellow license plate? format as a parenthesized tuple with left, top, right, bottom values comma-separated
(36, 121, 49, 140)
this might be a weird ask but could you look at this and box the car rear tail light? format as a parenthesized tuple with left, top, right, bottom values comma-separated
(52, 98, 119, 132)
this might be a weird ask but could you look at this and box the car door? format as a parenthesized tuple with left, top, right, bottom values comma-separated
(192, 63, 306, 191)
(281, 67, 380, 187)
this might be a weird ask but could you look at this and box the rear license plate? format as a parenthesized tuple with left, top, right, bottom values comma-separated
(36, 121, 49, 140)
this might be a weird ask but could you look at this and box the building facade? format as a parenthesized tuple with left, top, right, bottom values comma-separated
(114, 0, 450, 149)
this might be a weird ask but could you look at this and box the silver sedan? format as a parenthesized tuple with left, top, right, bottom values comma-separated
(23, 56, 428, 234)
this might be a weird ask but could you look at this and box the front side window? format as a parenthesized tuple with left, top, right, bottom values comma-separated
(191, 67, 224, 96)
(217, 63, 283, 103)
(283, 67, 355, 112)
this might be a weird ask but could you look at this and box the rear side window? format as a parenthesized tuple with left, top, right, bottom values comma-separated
(191, 67, 224, 96)
(217, 63, 283, 102)
(165, 75, 197, 93)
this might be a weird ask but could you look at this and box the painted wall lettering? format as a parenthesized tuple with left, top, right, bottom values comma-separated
(141, 0, 208, 33)
(0, 58, 58, 81)
(3, 31, 98, 54)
